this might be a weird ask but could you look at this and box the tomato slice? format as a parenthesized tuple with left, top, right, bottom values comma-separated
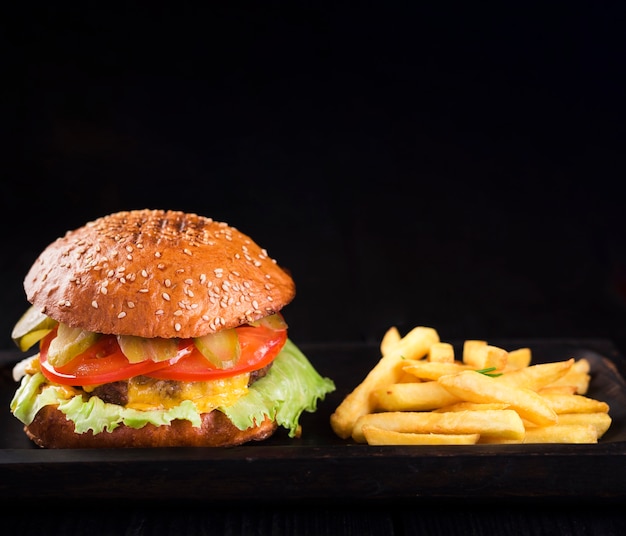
(39, 329, 176, 386)
(148, 326, 287, 381)
(38, 318, 288, 386)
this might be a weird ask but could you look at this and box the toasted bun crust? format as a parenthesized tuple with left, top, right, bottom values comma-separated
(24, 209, 295, 338)
(24, 404, 278, 448)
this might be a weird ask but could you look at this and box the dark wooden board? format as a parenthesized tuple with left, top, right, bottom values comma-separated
(1, 339, 625, 502)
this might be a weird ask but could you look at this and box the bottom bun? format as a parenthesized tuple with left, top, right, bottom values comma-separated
(25, 405, 278, 448)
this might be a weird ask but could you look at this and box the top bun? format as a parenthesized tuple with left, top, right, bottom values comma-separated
(24, 209, 295, 338)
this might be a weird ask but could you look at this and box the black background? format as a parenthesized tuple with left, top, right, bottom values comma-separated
(2, 3, 626, 353)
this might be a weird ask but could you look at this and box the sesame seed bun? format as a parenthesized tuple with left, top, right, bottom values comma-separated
(24, 404, 277, 448)
(24, 209, 296, 339)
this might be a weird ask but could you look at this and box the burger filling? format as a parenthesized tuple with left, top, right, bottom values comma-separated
(90, 365, 271, 408)
(10, 309, 335, 438)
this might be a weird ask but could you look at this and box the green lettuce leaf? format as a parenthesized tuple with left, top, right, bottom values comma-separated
(221, 338, 336, 437)
(10, 339, 335, 438)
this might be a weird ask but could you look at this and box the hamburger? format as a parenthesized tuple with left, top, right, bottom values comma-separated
(9, 209, 335, 448)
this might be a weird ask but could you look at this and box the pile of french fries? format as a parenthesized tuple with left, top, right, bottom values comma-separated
(330, 326, 611, 445)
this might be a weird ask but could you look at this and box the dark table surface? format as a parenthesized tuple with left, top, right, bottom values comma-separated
(3, 3, 626, 534)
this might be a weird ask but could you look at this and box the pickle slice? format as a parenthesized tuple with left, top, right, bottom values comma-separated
(47, 323, 100, 368)
(248, 313, 288, 330)
(194, 329, 241, 369)
(11, 305, 58, 351)
(117, 335, 179, 363)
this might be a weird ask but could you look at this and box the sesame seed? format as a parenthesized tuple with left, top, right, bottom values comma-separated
(174, 310, 183, 316)
(139, 288, 149, 293)
(100, 287, 108, 295)
(141, 270, 148, 277)
(162, 292, 171, 301)
(127, 301, 135, 308)
(117, 311, 126, 319)
(91, 301, 98, 308)
(185, 278, 193, 285)
(164, 279, 172, 288)
(155, 251, 162, 258)
(174, 322, 182, 331)
(155, 309, 164, 315)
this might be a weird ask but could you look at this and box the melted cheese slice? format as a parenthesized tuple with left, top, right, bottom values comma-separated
(125, 373, 251, 412)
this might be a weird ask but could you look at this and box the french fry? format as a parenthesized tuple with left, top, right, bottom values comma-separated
(428, 342, 455, 363)
(330, 326, 440, 439)
(371, 381, 460, 412)
(352, 409, 525, 443)
(497, 359, 574, 391)
(380, 326, 402, 355)
(402, 361, 470, 381)
(438, 370, 558, 426)
(538, 385, 577, 395)
(521, 424, 598, 444)
(433, 402, 510, 412)
(477, 436, 523, 444)
(362, 425, 480, 445)
(463, 341, 508, 370)
(462, 340, 487, 366)
(540, 393, 610, 414)
(546, 359, 591, 394)
(556, 412, 612, 438)
(505, 347, 532, 370)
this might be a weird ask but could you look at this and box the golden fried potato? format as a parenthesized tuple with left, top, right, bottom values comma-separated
(330, 326, 440, 439)
(438, 370, 557, 426)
